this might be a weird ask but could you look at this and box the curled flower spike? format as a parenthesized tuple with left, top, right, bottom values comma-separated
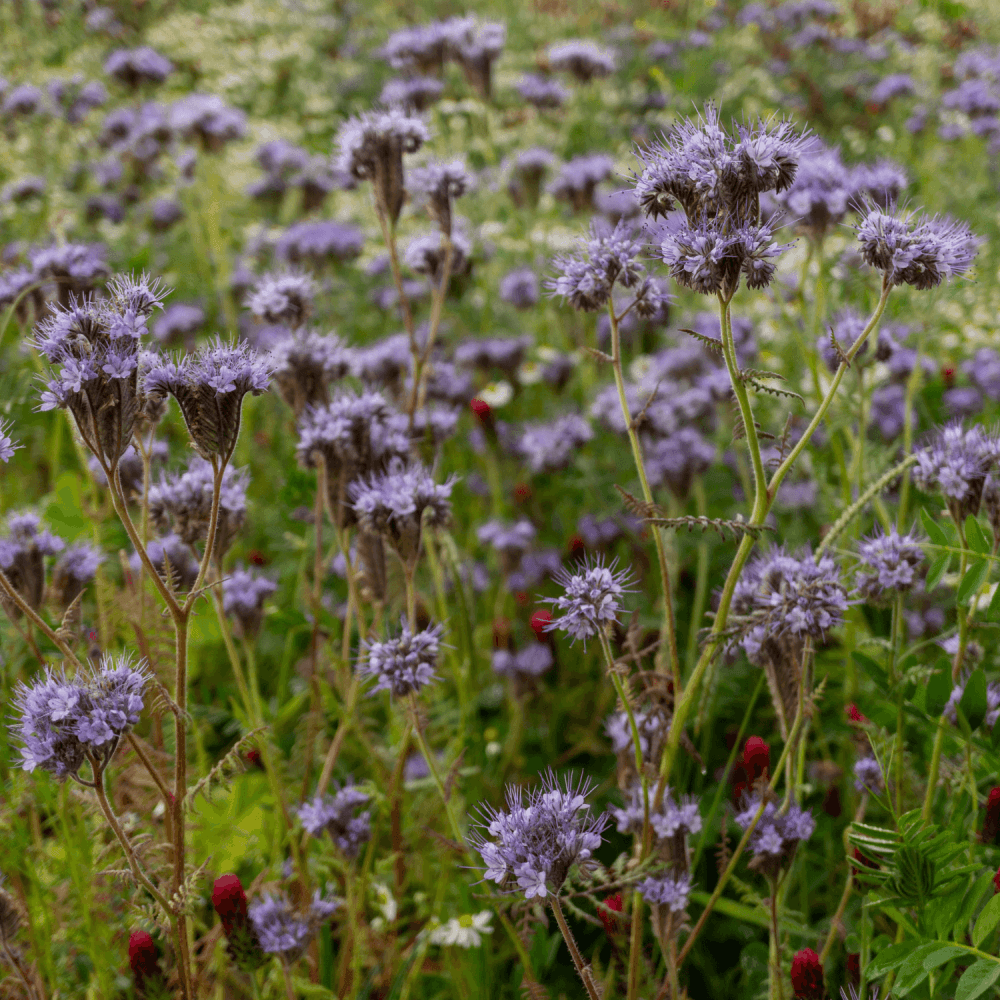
(144, 338, 273, 462)
(297, 782, 372, 858)
(638, 872, 692, 914)
(542, 556, 634, 644)
(246, 271, 315, 327)
(855, 203, 980, 289)
(248, 890, 340, 963)
(360, 621, 444, 697)
(470, 770, 609, 898)
(409, 159, 471, 236)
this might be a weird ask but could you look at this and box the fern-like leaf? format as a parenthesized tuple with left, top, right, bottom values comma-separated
(679, 327, 724, 354)
(744, 378, 804, 404)
(645, 515, 775, 541)
(183, 728, 265, 812)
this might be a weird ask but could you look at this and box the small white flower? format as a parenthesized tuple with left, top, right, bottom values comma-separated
(478, 380, 513, 407)
(429, 911, 493, 948)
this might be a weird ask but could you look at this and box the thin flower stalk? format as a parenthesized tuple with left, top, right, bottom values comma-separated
(549, 896, 601, 1000)
(409, 234, 454, 423)
(607, 303, 680, 689)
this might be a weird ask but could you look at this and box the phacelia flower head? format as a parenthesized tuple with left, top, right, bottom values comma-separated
(298, 782, 372, 858)
(349, 460, 454, 569)
(854, 528, 925, 602)
(913, 423, 1000, 522)
(777, 141, 852, 237)
(492, 644, 554, 691)
(0, 510, 65, 614)
(361, 621, 444, 697)
(248, 890, 340, 963)
(612, 783, 701, 844)
(105, 47, 173, 88)
(246, 271, 315, 327)
(736, 795, 815, 877)
(517, 413, 593, 474)
(336, 108, 430, 224)
(790, 947, 825, 999)
(850, 159, 907, 210)
(606, 708, 670, 772)
(49, 542, 104, 611)
(11, 653, 148, 779)
(547, 40, 616, 82)
(638, 872, 692, 913)
(380, 76, 444, 113)
(517, 74, 569, 109)
(148, 458, 249, 562)
(855, 205, 980, 289)
(543, 556, 633, 644)
(0, 419, 20, 464)
(548, 153, 615, 211)
(222, 566, 277, 639)
(853, 755, 884, 794)
(499, 267, 540, 309)
(409, 159, 471, 236)
(31, 274, 166, 471)
(268, 328, 353, 418)
(144, 339, 272, 462)
(471, 770, 609, 897)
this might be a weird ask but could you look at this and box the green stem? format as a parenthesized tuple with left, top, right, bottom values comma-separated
(550, 896, 601, 1000)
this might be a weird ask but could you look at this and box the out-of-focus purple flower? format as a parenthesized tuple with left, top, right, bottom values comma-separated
(169, 93, 246, 150)
(132, 533, 200, 592)
(869, 384, 909, 442)
(49, 543, 104, 610)
(3, 176, 46, 203)
(639, 872, 692, 913)
(269, 329, 353, 417)
(470, 771, 608, 897)
(276, 221, 364, 269)
(850, 160, 907, 210)
(945, 386, 984, 419)
(104, 47, 173, 87)
(605, 709, 669, 766)
(499, 267, 539, 309)
(853, 756, 883, 793)
(0, 510, 64, 613)
(870, 73, 916, 107)
(913, 424, 1000, 522)
(248, 891, 339, 961)
(547, 40, 616, 82)
(0, 418, 21, 464)
(491, 643, 553, 682)
(854, 528, 924, 602)
(943, 78, 1000, 118)
(361, 621, 444, 697)
(517, 74, 568, 109)
(380, 76, 444, 112)
(645, 428, 715, 497)
(409, 159, 471, 237)
(612, 783, 700, 841)
(298, 783, 371, 858)
(965, 348, 1000, 401)
(246, 271, 314, 327)
(404, 227, 472, 282)
(222, 566, 277, 639)
(855, 206, 980, 289)
(543, 556, 633, 644)
(455, 335, 531, 376)
(3, 84, 44, 118)
(151, 303, 204, 348)
(548, 153, 615, 210)
(149, 198, 183, 231)
(517, 413, 592, 474)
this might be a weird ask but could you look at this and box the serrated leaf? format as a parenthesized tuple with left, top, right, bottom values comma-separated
(960, 669, 989, 732)
(956, 959, 1000, 1000)
(973, 892, 1000, 948)
(925, 552, 952, 592)
(926, 666, 953, 718)
(920, 507, 949, 546)
(923, 945, 966, 971)
(966, 516, 991, 556)
(958, 560, 990, 605)
(866, 939, 922, 979)
(852, 651, 888, 692)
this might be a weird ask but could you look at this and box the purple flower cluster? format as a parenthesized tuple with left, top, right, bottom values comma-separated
(380, 76, 444, 113)
(854, 529, 925, 602)
(246, 271, 315, 327)
(360, 622, 444, 697)
(168, 93, 246, 150)
(0, 511, 66, 613)
(606, 708, 670, 765)
(517, 74, 568, 109)
(612, 784, 701, 842)
(735, 796, 815, 873)
(639, 872, 692, 913)
(645, 427, 716, 497)
(776, 141, 852, 235)
(12, 654, 148, 778)
(409, 159, 471, 236)
(104, 47, 173, 88)
(855, 206, 979, 289)
(471, 771, 609, 898)
(298, 783, 372, 858)
(50, 543, 105, 610)
(547, 40, 616, 82)
(404, 227, 472, 282)
(853, 756, 884, 794)
(0, 419, 21, 464)
(913, 424, 1000, 522)
(499, 267, 540, 309)
(491, 644, 554, 682)
(516, 413, 593, 474)
(548, 153, 615, 211)
(276, 221, 364, 269)
(248, 891, 339, 962)
(269, 329, 353, 417)
(222, 567, 277, 639)
(543, 557, 633, 644)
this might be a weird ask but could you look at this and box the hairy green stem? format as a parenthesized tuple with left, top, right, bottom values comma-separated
(550, 896, 601, 1000)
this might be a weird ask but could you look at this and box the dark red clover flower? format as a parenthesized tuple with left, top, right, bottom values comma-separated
(599, 893, 624, 937)
(982, 787, 1000, 844)
(128, 930, 168, 998)
(213, 874, 268, 972)
(790, 947, 824, 999)
(744, 736, 770, 781)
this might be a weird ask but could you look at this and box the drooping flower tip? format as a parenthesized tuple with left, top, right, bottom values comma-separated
(790, 947, 824, 1000)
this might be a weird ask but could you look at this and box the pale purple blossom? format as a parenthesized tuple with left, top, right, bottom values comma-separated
(543, 556, 633, 644)
(361, 622, 444, 697)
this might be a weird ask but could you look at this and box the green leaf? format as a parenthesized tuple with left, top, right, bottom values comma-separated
(988, 583, 1000, 622)
(852, 651, 888, 692)
(958, 560, 990, 605)
(926, 665, 954, 718)
(954, 872, 996, 937)
(956, 959, 1000, 1000)
(960, 670, 989, 732)
(893, 942, 941, 995)
(921, 506, 949, 546)
(966, 516, 991, 556)
(926, 552, 952, 592)
(923, 945, 967, 971)
(866, 939, 922, 979)
(973, 892, 1000, 948)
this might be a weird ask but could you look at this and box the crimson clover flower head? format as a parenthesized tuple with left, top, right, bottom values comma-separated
(855, 204, 980, 289)
(348, 460, 455, 567)
(543, 556, 634, 644)
(11, 652, 148, 779)
(144, 338, 272, 461)
(335, 108, 430, 223)
(547, 40, 616, 82)
(148, 457, 248, 560)
(638, 872, 692, 913)
(854, 527, 925, 601)
(790, 947, 825, 999)
(246, 271, 315, 327)
(361, 621, 444, 697)
(297, 782, 372, 858)
(0, 419, 21, 464)
(248, 890, 340, 962)
(913, 423, 1000, 521)
(471, 770, 609, 898)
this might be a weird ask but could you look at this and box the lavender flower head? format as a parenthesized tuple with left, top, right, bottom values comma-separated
(335, 109, 430, 224)
(735, 796, 815, 876)
(222, 567, 277, 639)
(349, 461, 454, 569)
(471, 770, 609, 897)
(853, 756, 884, 793)
(913, 424, 1000, 522)
(612, 784, 700, 842)
(0, 419, 21, 463)
(104, 47, 173, 88)
(850, 159, 907, 209)
(777, 141, 852, 237)
(11, 653, 148, 778)
(246, 271, 315, 327)
(854, 528, 925, 602)
(0, 511, 65, 614)
(542, 556, 634, 644)
(297, 783, 372, 858)
(268, 329, 353, 417)
(499, 267, 539, 309)
(248, 891, 339, 962)
(50, 543, 104, 610)
(517, 413, 593, 474)
(547, 40, 616, 82)
(639, 872, 692, 913)
(32, 273, 166, 471)
(144, 338, 273, 462)
(517, 74, 568, 109)
(360, 621, 444, 697)
(491, 644, 553, 684)
(855, 205, 980, 289)
(408, 159, 471, 236)
(547, 153, 615, 211)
